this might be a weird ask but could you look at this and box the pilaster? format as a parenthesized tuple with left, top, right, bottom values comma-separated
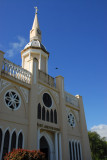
(28, 58, 38, 150)
(55, 76, 69, 160)
(76, 95, 92, 160)
(55, 132, 58, 160)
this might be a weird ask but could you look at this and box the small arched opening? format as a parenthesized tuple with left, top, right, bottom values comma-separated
(40, 136, 50, 160)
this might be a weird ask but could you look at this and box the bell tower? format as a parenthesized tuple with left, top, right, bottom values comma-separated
(21, 7, 49, 74)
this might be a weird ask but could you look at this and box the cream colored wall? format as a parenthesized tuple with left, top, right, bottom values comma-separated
(0, 120, 28, 149)
(0, 84, 29, 119)
(23, 54, 40, 72)
(41, 56, 46, 72)
(0, 78, 30, 151)
(23, 56, 30, 71)
(0, 51, 92, 160)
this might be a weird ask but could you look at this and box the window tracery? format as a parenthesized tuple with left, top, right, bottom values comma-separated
(4, 90, 21, 110)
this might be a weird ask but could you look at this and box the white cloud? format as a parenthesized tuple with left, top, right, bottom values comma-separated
(7, 36, 26, 57)
(91, 124, 107, 138)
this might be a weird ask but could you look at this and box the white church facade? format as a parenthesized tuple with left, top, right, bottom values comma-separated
(0, 7, 92, 160)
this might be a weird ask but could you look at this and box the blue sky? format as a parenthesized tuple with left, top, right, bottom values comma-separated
(0, 0, 107, 136)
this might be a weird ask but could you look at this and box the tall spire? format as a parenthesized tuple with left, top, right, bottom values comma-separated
(30, 7, 42, 42)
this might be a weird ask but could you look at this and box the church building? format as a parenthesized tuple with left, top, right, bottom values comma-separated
(0, 7, 92, 160)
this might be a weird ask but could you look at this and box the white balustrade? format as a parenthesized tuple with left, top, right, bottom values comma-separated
(2, 59, 31, 84)
(38, 70, 56, 88)
(65, 92, 79, 107)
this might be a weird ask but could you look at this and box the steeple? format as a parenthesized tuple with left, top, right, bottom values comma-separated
(30, 7, 42, 42)
(21, 7, 49, 74)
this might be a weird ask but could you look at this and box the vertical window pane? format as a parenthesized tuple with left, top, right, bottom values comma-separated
(46, 110, 49, 122)
(78, 143, 81, 160)
(75, 142, 78, 160)
(54, 110, 57, 124)
(38, 103, 41, 119)
(69, 141, 72, 160)
(11, 131, 16, 151)
(2, 130, 10, 159)
(72, 142, 75, 160)
(50, 109, 53, 123)
(42, 106, 45, 121)
(0, 129, 2, 153)
(18, 132, 23, 149)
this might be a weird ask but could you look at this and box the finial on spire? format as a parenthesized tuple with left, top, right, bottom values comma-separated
(30, 6, 41, 42)
(34, 6, 38, 14)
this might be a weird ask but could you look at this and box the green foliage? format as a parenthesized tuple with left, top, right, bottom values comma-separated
(88, 131, 107, 160)
(4, 149, 45, 160)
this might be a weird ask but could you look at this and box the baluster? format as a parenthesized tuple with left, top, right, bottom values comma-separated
(28, 74, 30, 84)
(12, 65, 15, 77)
(16, 67, 18, 78)
(18, 69, 20, 79)
(28, 74, 31, 84)
(26, 73, 28, 83)
(3, 61, 5, 71)
(23, 71, 25, 82)
(26, 72, 28, 83)
(20, 70, 22, 81)
(9, 64, 12, 76)
(5, 62, 7, 72)
(7, 63, 9, 74)
(17, 68, 19, 79)
(25, 72, 27, 82)
(14, 66, 16, 77)
(2, 61, 5, 70)
(15, 67, 17, 78)
(22, 70, 24, 81)
(5, 62, 8, 73)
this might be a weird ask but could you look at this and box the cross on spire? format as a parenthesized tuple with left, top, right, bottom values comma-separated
(34, 6, 38, 14)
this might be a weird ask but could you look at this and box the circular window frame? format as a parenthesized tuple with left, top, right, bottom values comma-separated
(4, 89, 21, 111)
(42, 92, 53, 108)
(68, 112, 76, 128)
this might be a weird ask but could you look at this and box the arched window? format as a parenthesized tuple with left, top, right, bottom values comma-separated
(50, 109, 53, 123)
(46, 110, 49, 122)
(2, 130, 10, 159)
(69, 141, 72, 160)
(42, 106, 45, 121)
(75, 142, 78, 160)
(18, 132, 23, 149)
(72, 141, 75, 160)
(54, 110, 57, 124)
(0, 128, 2, 153)
(11, 131, 16, 151)
(38, 103, 41, 119)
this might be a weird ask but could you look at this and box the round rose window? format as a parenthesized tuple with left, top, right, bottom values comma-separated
(43, 93, 52, 108)
(68, 112, 75, 127)
(4, 90, 21, 110)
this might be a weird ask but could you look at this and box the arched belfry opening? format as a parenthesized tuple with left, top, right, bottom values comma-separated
(40, 136, 50, 160)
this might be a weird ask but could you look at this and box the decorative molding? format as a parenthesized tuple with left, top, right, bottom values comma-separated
(4, 89, 21, 110)
(20, 87, 29, 103)
(38, 84, 59, 104)
(38, 84, 45, 94)
(51, 90, 59, 104)
(65, 92, 79, 107)
(66, 107, 80, 123)
(0, 79, 11, 94)
(74, 110, 80, 122)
